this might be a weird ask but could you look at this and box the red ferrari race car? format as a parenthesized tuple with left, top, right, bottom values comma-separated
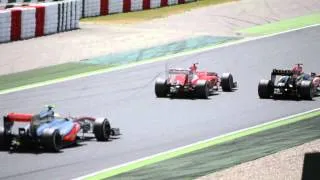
(0, 106, 120, 152)
(258, 64, 320, 100)
(155, 63, 237, 99)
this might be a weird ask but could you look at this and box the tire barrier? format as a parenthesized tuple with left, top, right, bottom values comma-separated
(1, 0, 196, 18)
(0, 0, 80, 43)
(0, 0, 195, 43)
(81, 0, 194, 17)
(12, 7, 36, 39)
(0, 0, 53, 4)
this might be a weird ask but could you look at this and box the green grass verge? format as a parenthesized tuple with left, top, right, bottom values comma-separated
(239, 13, 320, 36)
(108, 113, 320, 180)
(83, 109, 320, 180)
(0, 63, 110, 91)
(81, 0, 236, 24)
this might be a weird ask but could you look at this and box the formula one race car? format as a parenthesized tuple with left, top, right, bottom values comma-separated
(0, 106, 120, 152)
(155, 63, 237, 99)
(258, 64, 320, 100)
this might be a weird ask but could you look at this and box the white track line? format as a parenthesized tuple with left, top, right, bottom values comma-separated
(74, 107, 320, 180)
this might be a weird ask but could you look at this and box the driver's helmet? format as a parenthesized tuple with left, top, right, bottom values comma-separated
(39, 105, 55, 119)
(292, 64, 303, 75)
(189, 63, 198, 73)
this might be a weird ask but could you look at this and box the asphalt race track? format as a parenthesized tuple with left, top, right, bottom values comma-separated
(0, 26, 320, 180)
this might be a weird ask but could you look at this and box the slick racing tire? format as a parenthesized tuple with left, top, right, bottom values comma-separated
(155, 78, 168, 98)
(258, 79, 273, 99)
(0, 127, 8, 148)
(93, 118, 111, 141)
(195, 80, 209, 99)
(299, 80, 313, 100)
(221, 73, 234, 92)
(42, 128, 62, 152)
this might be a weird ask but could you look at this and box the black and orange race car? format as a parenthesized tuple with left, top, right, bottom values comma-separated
(0, 106, 120, 152)
(258, 64, 320, 100)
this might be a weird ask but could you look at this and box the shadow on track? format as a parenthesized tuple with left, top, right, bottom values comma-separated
(163, 88, 239, 100)
(0, 136, 120, 154)
(271, 96, 319, 102)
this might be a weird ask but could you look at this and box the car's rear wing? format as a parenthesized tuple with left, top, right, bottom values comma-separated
(271, 69, 294, 76)
(3, 113, 33, 132)
(5, 113, 33, 122)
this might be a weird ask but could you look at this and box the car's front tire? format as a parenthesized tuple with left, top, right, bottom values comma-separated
(299, 80, 313, 100)
(258, 79, 273, 99)
(93, 118, 111, 141)
(221, 73, 234, 92)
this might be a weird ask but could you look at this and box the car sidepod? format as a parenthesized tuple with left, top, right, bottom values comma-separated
(36, 119, 75, 137)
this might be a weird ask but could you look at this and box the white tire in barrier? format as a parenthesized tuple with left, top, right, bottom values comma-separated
(43, 2, 58, 35)
(0, 9, 10, 43)
(150, 0, 161, 8)
(109, 0, 123, 14)
(131, 0, 143, 11)
(168, 0, 178, 5)
(83, 0, 100, 17)
(75, 0, 81, 28)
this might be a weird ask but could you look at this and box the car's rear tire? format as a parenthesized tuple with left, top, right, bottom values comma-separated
(299, 80, 313, 100)
(0, 127, 8, 148)
(155, 78, 168, 98)
(41, 128, 62, 152)
(258, 79, 273, 99)
(195, 80, 209, 99)
(93, 118, 111, 141)
(221, 73, 234, 92)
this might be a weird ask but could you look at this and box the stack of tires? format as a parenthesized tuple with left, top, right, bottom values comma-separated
(0, 0, 81, 43)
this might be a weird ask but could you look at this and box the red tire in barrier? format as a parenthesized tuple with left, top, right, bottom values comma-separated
(29, 5, 45, 37)
(100, 0, 109, 15)
(6, 113, 33, 122)
(143, 0, 150, 9)
(10, 9, 22, 41)
(123, 0, 131, 13)
(178, 0, 185, 4)
(160, 0, 168, 7)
